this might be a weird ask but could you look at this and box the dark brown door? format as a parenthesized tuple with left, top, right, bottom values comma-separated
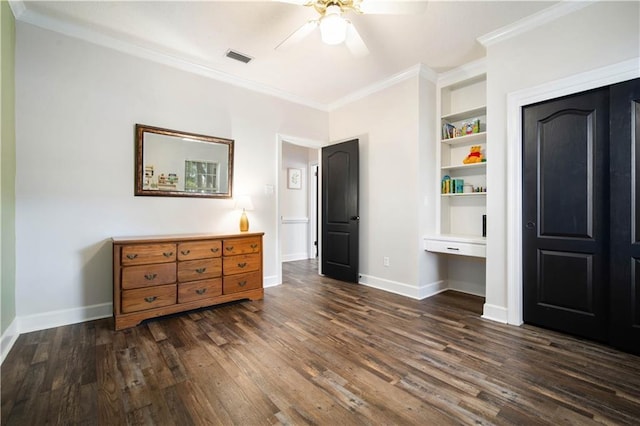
(523, 88, 610, 342)
(322, 140, 359, 282)
(609, 78, 640, 354)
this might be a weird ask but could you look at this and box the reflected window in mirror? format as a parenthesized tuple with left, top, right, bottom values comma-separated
(135, 124, 234, 198)
(185, 160, 219, 193)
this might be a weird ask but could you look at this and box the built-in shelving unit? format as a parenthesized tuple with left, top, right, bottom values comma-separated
(426, 68, 487, 257)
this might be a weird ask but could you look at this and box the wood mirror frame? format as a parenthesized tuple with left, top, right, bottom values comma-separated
(135, 124, 234, 198)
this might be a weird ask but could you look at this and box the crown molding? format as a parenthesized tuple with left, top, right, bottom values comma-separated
(328, 63, 437, 111)
(12, 1, 457, 114)
(13, 1, 329, 112)
(478, 0, 597, 47)
(437, 58, 487, 88)
(8, 0, 26, 19)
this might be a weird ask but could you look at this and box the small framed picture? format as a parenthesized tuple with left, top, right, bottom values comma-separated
(287, 168, 302, 189)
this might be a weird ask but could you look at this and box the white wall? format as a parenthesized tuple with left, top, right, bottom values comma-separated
(484, 1, 640, 321)
(329, 73, 442, 298)
(14, 23, 328, 329)
(281, 142, 314, 262)
(417, 74, 447, 296)
(1, 1, 17, 361)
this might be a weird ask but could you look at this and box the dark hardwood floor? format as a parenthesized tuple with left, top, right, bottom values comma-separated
(2, 259, 640, 425)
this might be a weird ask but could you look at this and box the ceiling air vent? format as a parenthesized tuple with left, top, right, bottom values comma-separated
(225, 49, 253, 64)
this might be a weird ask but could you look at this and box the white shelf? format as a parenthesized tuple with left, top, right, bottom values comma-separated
(441, 162, 486, 172)
(441, 131, 486, 145)
(425, 234, 486, 244)
(441, 105, 487, 122)
(435, 70, 487, 261)
(441, 192, 486, 197)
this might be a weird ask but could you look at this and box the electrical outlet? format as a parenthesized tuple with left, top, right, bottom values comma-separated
(383, 256, 390, 267)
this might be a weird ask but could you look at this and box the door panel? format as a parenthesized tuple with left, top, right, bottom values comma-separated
(537, 250, 594, 314)
(322, 140, 359, 283)
(523, 88, 609, 342)
(609, 78, 640, 354)
(538, 110, 594, 239)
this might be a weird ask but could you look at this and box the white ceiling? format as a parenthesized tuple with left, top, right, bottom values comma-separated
(15, 1, 560, 108)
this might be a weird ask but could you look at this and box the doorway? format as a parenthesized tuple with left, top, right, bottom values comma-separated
(277, 135, 322, 285)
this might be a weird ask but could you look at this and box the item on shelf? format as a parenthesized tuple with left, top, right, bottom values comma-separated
(461, 118, 481, 134)
(441, 175, 451, 193)
(482, 215, 487, 237)
(441, 175, 469, 194)
(463, 184, 473, 193)
(463, 145, 483, 164)
(442, 123, 456, 139)
(455, 179, 464, 193)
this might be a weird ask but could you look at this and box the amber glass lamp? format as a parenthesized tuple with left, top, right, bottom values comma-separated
(234, 195, 254, 232)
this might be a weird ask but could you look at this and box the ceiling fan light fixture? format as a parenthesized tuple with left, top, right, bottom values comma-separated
(319, 5, 347, 45)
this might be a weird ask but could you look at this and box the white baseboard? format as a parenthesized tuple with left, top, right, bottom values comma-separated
(359, 274, 447, 300)
(418, 280, 449, 299)
(18, 302, 112, 334)
(1, 318, 19, 365)
(482, 303, 509, 324)
(263, 274, 280, 288)
(448, 279, 486, 298)
(281, 253, 310, 262)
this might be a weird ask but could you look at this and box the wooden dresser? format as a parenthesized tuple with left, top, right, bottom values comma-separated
(112, 232, 264, 330)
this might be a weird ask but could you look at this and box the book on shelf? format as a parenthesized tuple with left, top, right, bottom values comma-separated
(442, 123, 456, 139)
(441, 176, 465, 194)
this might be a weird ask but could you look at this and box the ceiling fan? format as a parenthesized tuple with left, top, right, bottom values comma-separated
(275, 1, 428, 57)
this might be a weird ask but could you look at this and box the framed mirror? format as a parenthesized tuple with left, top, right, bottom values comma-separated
(135, 124, 234, 198)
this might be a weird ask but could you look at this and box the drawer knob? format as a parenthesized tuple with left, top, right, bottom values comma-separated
(163, 252, 174, 258)
(196, 288, 207, 295)
(237, 262, 247, 268)
(446, 247, 460, 251)
(195, 268, 206, 274)
(238, 280, 247, 287)
(250, 244, 258, 250)
(211, 247, 219, 253)
(225, 246, 234, 252)
(144, 296, 157, 303)
(126, 254, 138, 260)
(181, 249, 190, 255)
(144, 273, 157, 281)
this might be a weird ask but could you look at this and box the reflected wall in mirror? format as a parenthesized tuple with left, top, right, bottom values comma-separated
(135, 124, 234, 198)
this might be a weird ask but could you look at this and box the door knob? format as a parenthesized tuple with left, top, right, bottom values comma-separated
(350, 216, 360, 220)
(525, 221, 536, 230)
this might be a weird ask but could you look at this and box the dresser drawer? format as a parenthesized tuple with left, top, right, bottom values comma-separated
(121, 243, 176, 265)
(177, 240, 222, 261)
(121, 284, 176, 313)
(178, 278, 222, 303)
(223, 270, 261, 295)
(223, 237, 261, 256)
(223, 253, 260, 276)
(121, 262, 176, 290)
(424, 239, 486, 258)
(178, 258, 222, 282)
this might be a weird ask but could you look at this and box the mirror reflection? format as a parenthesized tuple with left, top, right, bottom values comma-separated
(135, 124, 234, 198)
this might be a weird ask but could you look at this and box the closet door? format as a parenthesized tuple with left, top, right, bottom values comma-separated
(609, 78, 640, 354)
(522, 88, 610, 342)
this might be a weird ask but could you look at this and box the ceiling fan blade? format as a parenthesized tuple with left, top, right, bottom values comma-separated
(275, 20, 318, 51)
(358, 1, 428, 15)
(345, 22, 369, 57)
